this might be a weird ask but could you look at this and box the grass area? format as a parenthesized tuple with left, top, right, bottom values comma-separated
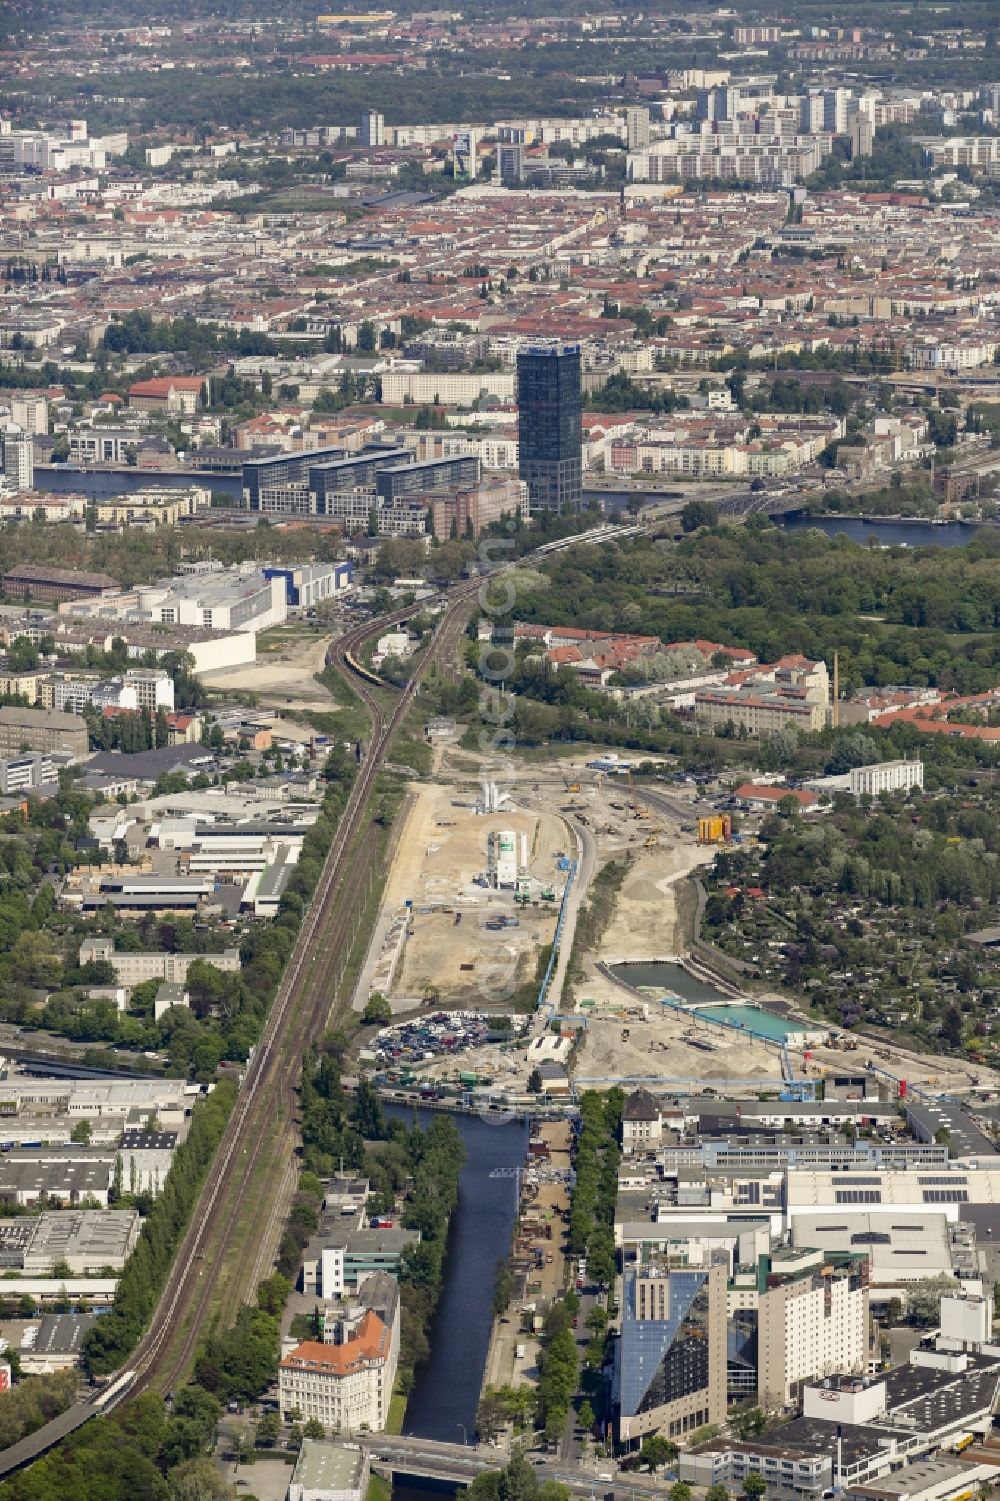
(386, 1386, 409, 1436)
(389, 702, 433, 776)
(368, 1471, 393, 1501)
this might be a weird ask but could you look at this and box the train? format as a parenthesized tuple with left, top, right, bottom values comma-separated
(343, 648, 385, 689)
(91, 1368, 138, 1410)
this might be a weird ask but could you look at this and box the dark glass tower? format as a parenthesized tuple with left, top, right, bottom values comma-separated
(517, 343, 583, 514)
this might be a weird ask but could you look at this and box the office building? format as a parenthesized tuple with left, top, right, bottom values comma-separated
(1, 563, 119, 603)
(302, 1228, 421, 1297)
(92, 485, 210, 531)
(453, 128, 477, 179)
(360, 110, 385, 148)
(79, 937, 241, 988)
(517, 343, 583, 514)
(0, 706, 89, 758)
(694, 656, 830, 735)
(615, 1257, 727, 1444)
(426, 476, 529, 539)
(135, 567, 286, 633)
(0, 752, 57, 797)
(823, 88, 850, 134)
(279, 1272, 399, 1431)
(263, 562, 354, 609)
(289, 1440, 369, 1501)
(851, 113, 874, 158)
(497, 142, 525, 184)
(375, 454, 480, 503)
(730, 1250, 869, 1409)
(1, 425, 34, 493)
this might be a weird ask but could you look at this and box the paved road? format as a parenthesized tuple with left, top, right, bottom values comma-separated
(370, 1431, 671, 1499)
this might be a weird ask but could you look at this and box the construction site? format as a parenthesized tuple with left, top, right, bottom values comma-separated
(354, 775, 572, 1016)
(351, 745, 1000, 1104)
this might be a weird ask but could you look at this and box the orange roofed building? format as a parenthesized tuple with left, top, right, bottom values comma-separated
(279, 1273, 399, 1431)
(128, 377, 208, 416)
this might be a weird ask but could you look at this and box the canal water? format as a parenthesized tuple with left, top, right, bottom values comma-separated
(608, 958, 731, 1005)
(778, 515, 990, 549)
(382, 1103, 527, 1442)
(35, 466, 243, 502)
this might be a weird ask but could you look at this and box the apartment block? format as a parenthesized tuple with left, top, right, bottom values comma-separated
(0, 707, 89, 758)
(78, 937, 241, 988)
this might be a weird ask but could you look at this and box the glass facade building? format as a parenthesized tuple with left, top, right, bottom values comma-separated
(615, 1260, 727, 1445)
(517, 343, 583, 514)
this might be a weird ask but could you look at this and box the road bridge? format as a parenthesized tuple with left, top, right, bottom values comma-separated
(367, 1435, 663, 1499)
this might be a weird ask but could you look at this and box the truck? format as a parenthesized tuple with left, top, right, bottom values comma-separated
(515, 1343, 527, 1360)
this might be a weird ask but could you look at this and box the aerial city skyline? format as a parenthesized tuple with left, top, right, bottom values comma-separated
(0, 1, 998, 1498)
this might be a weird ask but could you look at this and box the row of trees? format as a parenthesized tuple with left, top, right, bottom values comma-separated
(567, 1090, 623, 1288)
(82, 1080, 236, 1375)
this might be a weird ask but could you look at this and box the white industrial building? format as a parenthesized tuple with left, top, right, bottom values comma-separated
(135, 565, 287, 634)
(487, 827, 526, 887)
(849, 759, 924, 797)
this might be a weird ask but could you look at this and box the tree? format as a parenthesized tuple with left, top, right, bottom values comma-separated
(303, 1417, 325, 1439)
(255, 1409, 280, 1446)
(907, 1274, 959, 1327)
(941, 1003, 964, 1050)
(731, 1408, 767, 1441)
(743, 1474, 766, 1501)
(670, 1486, 692, 1501)
(168, 1456, 232, 1500)
(639, 1436, 678, 1471)
(577, 1399, 596, 1432)
(705, 1486, 730, 1501)
(680, 499, 717, 532)
(362, 993, 392, 1025)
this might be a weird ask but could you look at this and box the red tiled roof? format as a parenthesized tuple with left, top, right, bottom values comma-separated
(735, 783, 818, 807)
(280, 1310, 389, 1376)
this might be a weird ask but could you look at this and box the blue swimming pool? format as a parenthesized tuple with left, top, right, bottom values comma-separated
(691, 1003, 810, 1043)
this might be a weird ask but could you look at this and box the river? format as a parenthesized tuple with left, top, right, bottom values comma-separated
(382, 1103, 527, 1442)
(778, 515, 992, 549)
(35, 466, 244, 502)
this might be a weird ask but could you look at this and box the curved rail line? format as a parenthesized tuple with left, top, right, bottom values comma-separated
(118, 587, 477, 1401)
(0, 527, 635, 1479)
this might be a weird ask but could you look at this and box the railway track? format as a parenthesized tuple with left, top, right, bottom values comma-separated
(114, 586, 477, 1402)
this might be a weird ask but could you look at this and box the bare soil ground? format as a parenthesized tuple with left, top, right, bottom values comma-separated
(200, 629, 335, 709)
(382, 780, 565, 1006)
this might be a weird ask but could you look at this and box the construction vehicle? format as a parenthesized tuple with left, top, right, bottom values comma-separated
(643, 834, 658, 848)
(627, 770, 648, 818)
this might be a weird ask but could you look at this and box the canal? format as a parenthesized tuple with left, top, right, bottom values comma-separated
(382, 1103, 527, 1443)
